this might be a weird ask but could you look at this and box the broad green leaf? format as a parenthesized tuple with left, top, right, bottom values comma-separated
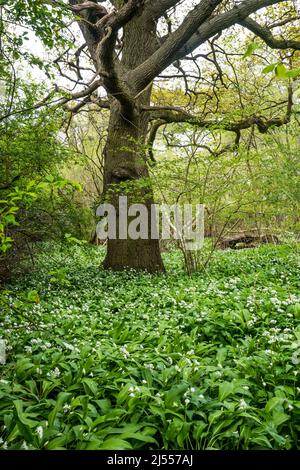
(27, 290, 40, 303)
(218, 381, 234, 401)
(285, 69, 300, 78)
(48, 392, 71, 427)
(275, 63, 287, 78)
(13, 400, 37, 427)
(272, 411, 290, 428)
(265, 397, 284, 413)
(99, 438, 133, 450)
(165, 383, 189, 407)
(242, 42, 260, 59)
(46, 436, 68, 450)
(262, 63, 277, 74)
(82, 378, 98, 396)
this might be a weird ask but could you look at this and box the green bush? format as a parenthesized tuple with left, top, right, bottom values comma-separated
(0, 97, 93, 281)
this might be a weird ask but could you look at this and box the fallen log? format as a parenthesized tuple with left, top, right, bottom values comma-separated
(219, 233, 281, 250)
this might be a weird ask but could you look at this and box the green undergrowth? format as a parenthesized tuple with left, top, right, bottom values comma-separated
(0, 243, 299, 449)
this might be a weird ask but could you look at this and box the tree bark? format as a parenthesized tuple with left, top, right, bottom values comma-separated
(102, 100, 165, 272)
(100, 13, 165, 272)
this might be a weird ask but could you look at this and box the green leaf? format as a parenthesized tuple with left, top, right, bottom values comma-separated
(4, 214, 17, 225)
(250, 435, 272, 448)
(45, 175, 54, 183)
(165, 383, 189, 407)
(116, 383, 131, 405)
(99, 438, 133, 450)
(82, 378, 98, 396)
(46, 435, 69, 450)
(218, 381, 234, 401)
(27, 290, 40, 303)
(272, 411, 290, 428)
(265, 397, 284, 413)
(48, 392, 72, 427)
(275, 63, 287, 79)
(285, 68, 300, 78)
(84, 440, 103, 450)
(16, 421, 34, 443)
(288, 303, 300, 318)
(119, 429, 158, 444)
(242, 42, 260, 59)
(13, 400, 36, 427)
(262, 63, 277, 74)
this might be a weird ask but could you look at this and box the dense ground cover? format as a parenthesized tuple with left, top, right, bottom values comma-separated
(0, 244, 299, 450)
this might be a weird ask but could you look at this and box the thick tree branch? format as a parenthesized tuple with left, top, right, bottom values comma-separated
(148, 0, 183, 20)
(147, 119, 165, 162)
(145, 86, 293, 135)
(127, 0, 223, 92)
(171, 0, 287, 61)
(70, 1, 107, 14)
(95, 0, 147, 31)
(95, 1, 148, 115)
(68, 0, 104, 56)
(128, 0, 288, 92)
(68, 1, 147, 116)
(239, 17, 300, 50)
(65, 94, 110, 113)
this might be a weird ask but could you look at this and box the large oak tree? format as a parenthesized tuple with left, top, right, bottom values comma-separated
(10, 0, 300, 272)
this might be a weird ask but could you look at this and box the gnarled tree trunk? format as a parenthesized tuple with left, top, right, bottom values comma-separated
(100, 12, 165, 272)
(102, 100, 164, 272)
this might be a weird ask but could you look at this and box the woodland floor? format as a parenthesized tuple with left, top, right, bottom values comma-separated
(0, 244, 299, 449)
